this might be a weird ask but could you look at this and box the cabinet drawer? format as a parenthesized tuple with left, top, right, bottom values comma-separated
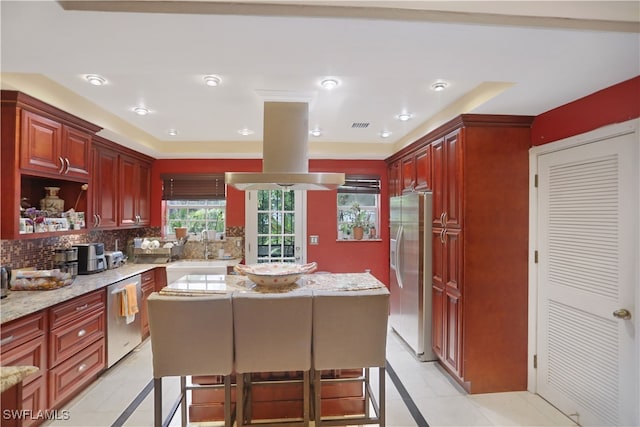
(141, 270, 154, 286)
(0, 336, 46, 385)
(49, 291, 105, 330)
(48, 339, 105, 409)
(1, 311, 46, 353)
(49, 310, 105, 367)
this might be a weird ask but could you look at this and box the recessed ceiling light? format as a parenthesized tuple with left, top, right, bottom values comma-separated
(238, 128, 254, 136)
(310, 128, 322, 137)
(431, 81, 449, 91)
(379, 130, 392, 138)
(133, 107, 149, 116)
(204, 75, 221, 87)
(168, 129, 179, 136)
(85, 74, 106, 86)
(396, 113, 413, 121)
(320, 78, 339, 90)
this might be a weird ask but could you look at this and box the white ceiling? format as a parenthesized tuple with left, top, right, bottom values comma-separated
(1, 1, 638, 160)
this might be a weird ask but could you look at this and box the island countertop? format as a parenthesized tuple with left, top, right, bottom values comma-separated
(162, 272, 388, 295)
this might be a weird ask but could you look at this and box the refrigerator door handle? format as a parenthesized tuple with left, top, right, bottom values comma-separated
(395, 224, 404, 289)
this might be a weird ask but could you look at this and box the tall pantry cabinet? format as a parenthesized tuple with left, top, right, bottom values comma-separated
(387, 114, 534, 393)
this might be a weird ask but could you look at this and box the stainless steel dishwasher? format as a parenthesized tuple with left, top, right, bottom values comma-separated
(106, 274, 142, 367)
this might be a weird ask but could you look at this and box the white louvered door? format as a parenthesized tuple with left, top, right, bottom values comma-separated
(536, 130, 637, 427)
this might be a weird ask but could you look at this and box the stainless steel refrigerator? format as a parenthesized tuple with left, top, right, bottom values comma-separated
(390, 191, 436, 361)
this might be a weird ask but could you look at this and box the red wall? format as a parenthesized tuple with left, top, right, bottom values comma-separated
(151, 158, 390, 285)
(532, 75, 640, 146)
(307, 160, 389, 283)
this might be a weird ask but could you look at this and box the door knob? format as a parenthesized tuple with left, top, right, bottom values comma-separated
(613, 309, 631, 320)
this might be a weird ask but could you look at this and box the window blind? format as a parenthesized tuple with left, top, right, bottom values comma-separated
(337, 174, 381, 194)
(161, 174, 226, 200)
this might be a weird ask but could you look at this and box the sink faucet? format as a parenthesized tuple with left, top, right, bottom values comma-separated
(201, 229, 209, 259)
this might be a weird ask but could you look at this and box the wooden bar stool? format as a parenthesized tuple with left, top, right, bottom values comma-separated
(311, 288, 389, 426)
(147, 292, 234, 427)
(232, 291, 313, 427)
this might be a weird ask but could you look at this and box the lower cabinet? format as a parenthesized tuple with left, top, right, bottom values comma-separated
(0, 312, 48, 427)
(47, 290, 106, 409)
(48, 339, 105, 408)
(140, 270, 156, 338)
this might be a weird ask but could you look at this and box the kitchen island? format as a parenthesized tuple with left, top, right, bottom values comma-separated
(161, 272, 389, 424)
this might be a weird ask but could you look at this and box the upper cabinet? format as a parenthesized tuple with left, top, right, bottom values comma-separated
(119, 153, 151, 227)
(92, 136, 152, 230)
(20, 110, 92, 180)
(1, 90, 153, 239)
(1, 91, 102, 240)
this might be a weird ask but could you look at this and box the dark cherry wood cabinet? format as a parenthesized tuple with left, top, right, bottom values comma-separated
(1, 91, 101, 240)
(388, 160, 401, 197)
(19, 110, 93, 180)
(47, 290, 105, 409)
(401, 155, 416, 191)
(140, 270, 156, 338)
(119, 153, 151, 227)
(387, 114, 534, 393)
(414, 144, 432, 191)
(91, 135, 152, 230)
(91, 138, 120, 229)
(1, 312, 48, 427)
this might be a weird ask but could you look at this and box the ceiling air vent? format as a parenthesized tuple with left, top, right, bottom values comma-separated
(351, 122, 370, 129)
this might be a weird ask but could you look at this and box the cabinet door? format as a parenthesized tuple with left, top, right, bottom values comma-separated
(388, 161, 401, 198)
(401, 156, 416, 191)
(119, 155, 137, 226)
(92, 145, 119, 229)
(443, 130, 462, 228)
(432, 285, 444, 358)
(61, 126, 91, 178)
(136, 160, 151, 226)
(1, 336, 48, 424)
(20, 110, 63, 175)
(443, 228, 462, 376)
(415, 145, 432, 190)
(432, 131, 463, 228)
(431, 137, 445, 227)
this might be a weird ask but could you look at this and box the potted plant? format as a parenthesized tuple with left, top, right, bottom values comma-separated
(349, 202, 370, 240)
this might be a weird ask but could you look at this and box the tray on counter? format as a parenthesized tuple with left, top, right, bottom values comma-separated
(133, 245, 184, 263)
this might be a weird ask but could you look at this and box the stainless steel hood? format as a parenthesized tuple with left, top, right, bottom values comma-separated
(225, 102, 345, 190)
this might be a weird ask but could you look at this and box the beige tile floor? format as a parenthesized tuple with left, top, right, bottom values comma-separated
(43, 329, 577, 427)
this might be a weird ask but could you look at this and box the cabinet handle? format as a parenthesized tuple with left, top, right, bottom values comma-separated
(96, 214, 102, 227)
(63, 157, 70, 174)
(75, 303, 88, 311)
(77, 363, 87, 373)
(77, 329, 87, 337)
(58, 157, 65, 174)
(440, 229, 446, 244)
(443, 211, 448, 225)
(440, 212, 446, 227)
(0, 335, 14, 346)
(93, 214, 98, 228)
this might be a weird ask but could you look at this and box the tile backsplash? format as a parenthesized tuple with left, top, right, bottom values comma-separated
(0, 226, 245, 270)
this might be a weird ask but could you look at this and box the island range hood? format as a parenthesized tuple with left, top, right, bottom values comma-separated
(225, 101, 345, 190)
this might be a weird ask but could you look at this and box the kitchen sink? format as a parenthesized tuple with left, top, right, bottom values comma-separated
(165, 260, 229, 283)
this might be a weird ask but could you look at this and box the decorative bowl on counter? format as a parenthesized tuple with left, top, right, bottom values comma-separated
(234, 262, 317, 287)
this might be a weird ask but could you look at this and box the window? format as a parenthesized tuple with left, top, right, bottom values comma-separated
(161, 174, 226, 236)
(337, 175, 380, 240)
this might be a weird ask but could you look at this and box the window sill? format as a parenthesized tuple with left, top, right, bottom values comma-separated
(336, 238, 383, 242)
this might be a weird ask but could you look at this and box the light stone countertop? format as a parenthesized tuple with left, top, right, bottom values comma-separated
(0, 259, 243, 325)
(0, 264, 160, 325)
(162, 272, 388, 295)
(0, 365, 39, 392)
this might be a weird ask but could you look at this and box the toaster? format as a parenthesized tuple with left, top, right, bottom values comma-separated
(104, 251, 124, 269)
